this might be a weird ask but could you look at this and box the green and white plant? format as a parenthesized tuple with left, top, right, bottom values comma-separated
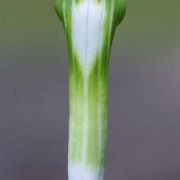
(55, 0, 126, 179)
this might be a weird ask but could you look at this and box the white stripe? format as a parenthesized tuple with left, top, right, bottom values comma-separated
(72, 1, 106, 73)
(69, 164, 104, 180)
(81, 0, 91, 164)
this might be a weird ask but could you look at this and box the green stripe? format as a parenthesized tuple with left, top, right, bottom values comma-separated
(55, 0, 126, 173)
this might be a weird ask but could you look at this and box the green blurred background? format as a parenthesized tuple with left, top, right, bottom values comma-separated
(0, 0, 180, 180)
(1, 0, 180, 63)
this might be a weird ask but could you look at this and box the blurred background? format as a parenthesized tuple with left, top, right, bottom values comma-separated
(0, 0, 180, 179)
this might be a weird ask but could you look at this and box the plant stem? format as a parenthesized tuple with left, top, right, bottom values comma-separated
(55, 0, 126, 179)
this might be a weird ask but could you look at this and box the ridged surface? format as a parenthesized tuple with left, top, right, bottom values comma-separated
(55, 0, 126, 179)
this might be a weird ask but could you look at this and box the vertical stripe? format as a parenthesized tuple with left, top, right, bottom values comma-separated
(55, 0, 126, 179)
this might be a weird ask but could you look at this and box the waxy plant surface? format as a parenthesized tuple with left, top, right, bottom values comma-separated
(55, 0, 126, 179)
